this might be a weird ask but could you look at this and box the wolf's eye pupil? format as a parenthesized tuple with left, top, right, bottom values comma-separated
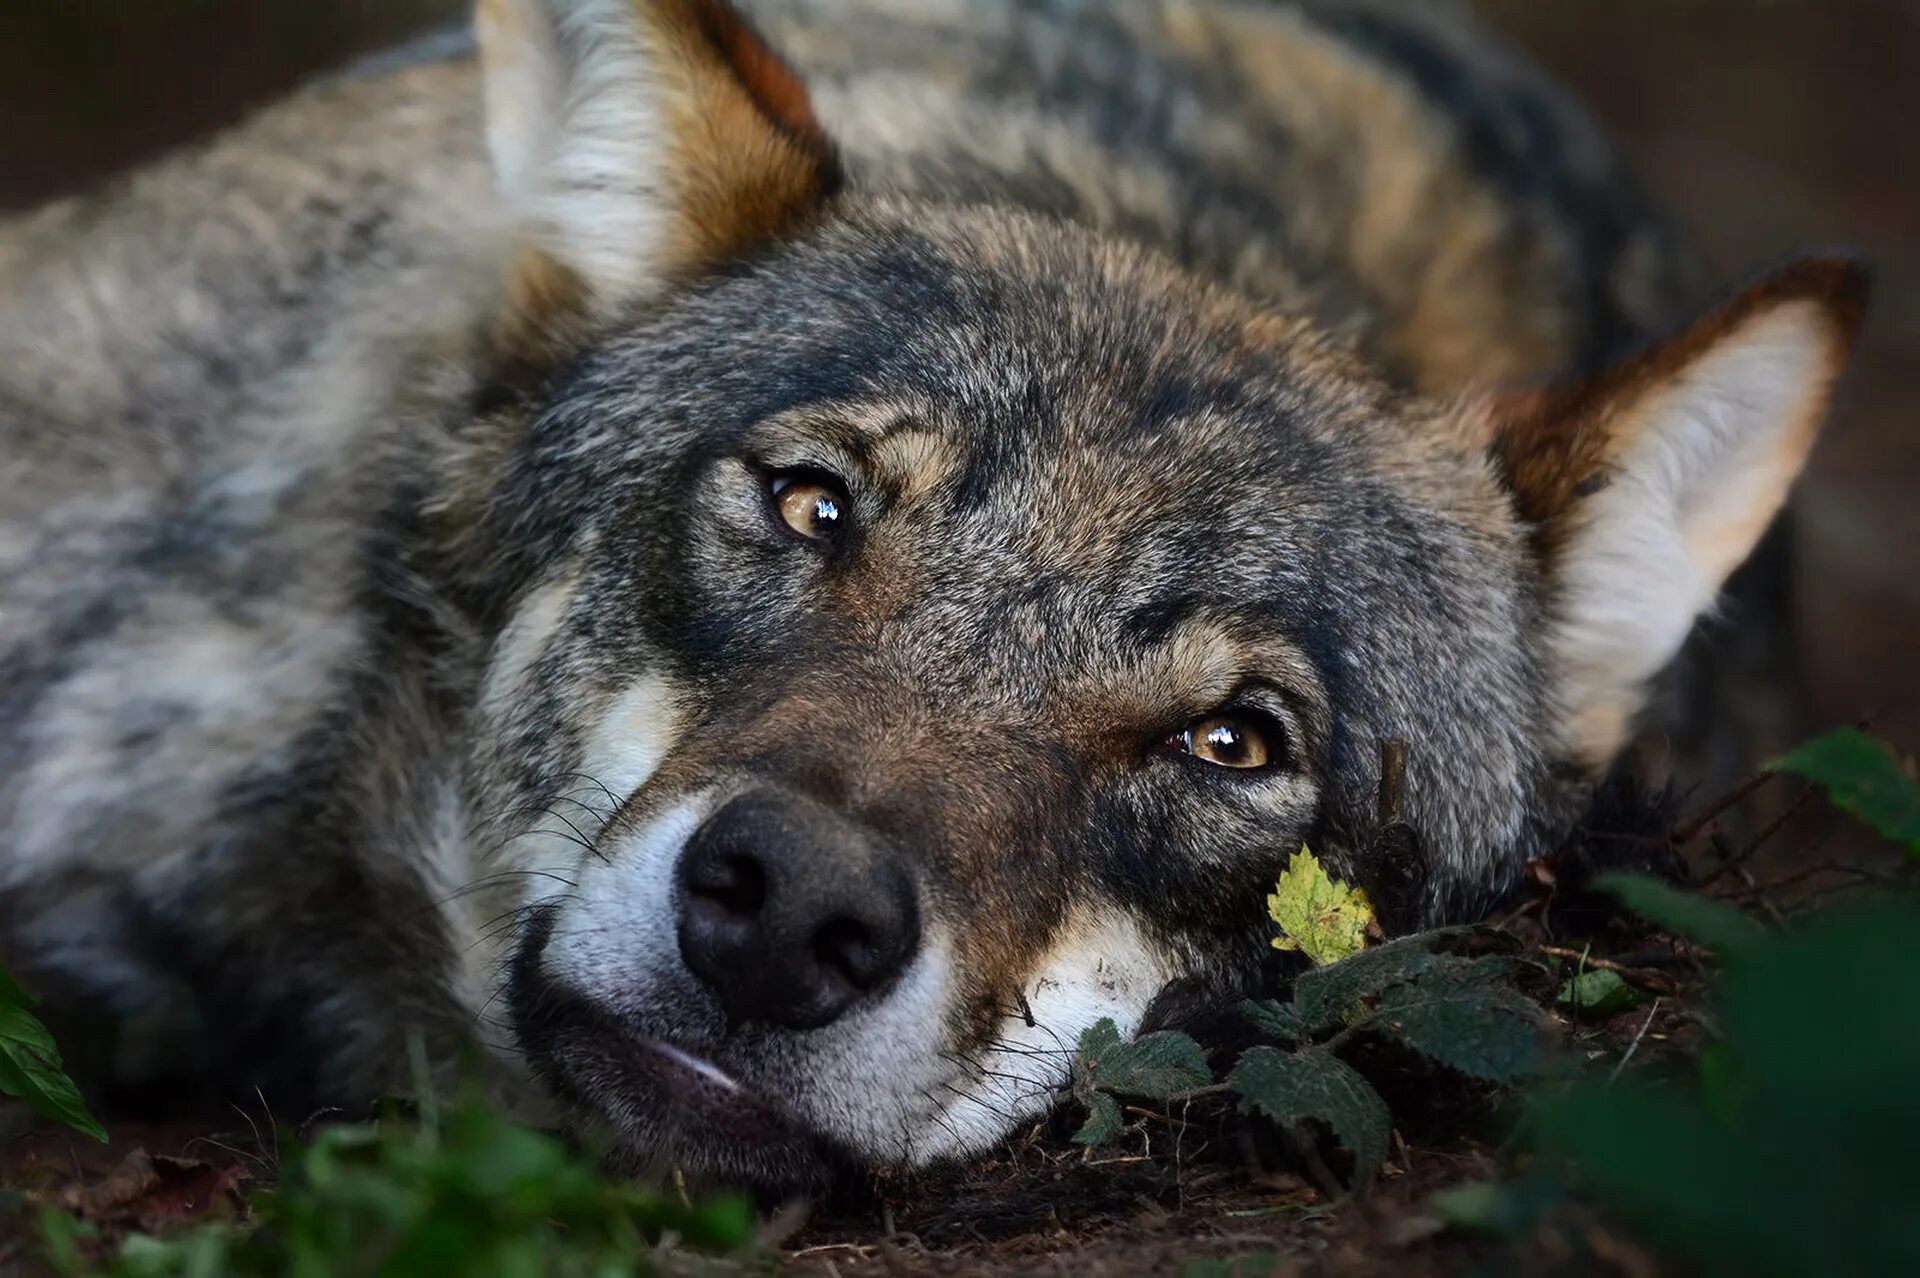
(1172, 716, 1274, 770)
(770, 474, 846, 541)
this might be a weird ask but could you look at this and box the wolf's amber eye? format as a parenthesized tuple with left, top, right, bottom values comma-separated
(769, 473, 847, 542)
(1169, 716, 1274, 770)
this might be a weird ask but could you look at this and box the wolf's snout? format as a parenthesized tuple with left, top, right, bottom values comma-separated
(675, 790, 920, 1031)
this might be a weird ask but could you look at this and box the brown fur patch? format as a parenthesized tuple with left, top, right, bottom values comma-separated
(639, 0, 839, 277)
(497, 247, 590, 351)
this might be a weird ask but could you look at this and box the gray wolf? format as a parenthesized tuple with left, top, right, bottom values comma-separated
(0, 0, 1865, 1188)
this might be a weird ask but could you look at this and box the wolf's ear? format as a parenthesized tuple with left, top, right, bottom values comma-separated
(1494, 257, 1868, 768)
(477, 0, 835, 326)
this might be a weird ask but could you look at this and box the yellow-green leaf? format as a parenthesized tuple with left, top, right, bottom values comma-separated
(1267, 846, 1374, 966)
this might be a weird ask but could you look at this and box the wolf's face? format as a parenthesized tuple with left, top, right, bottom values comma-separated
(450, 1, 1863, 1186)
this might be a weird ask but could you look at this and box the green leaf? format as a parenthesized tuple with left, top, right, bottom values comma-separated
(1428, 1176, 1562, 1238)
(1696, 1043, 1750, 1124)
(1557, 968, 1649, 1018)
(0, 968, 107, 1143)
(1289, 930, 1465, 1031)
(1228, 1046, 1391, 1181)
(1773, 728, 1920, 856)
(1070, 1018, 1210, 1145)
(1081, 1027, 1211, 1101)
(1072, 1092, 1125, 1146)
(1376, 967, 1544, 1083)
(1713, 901, 1920, 1106)
(1104, 1031, 1212, 1100)
(1073, 1017, 1123, 1076)
(1239, 998, 1307, 1042)
(38, 1210, 89, 1278)
(1267, 846, 1375, 966)
(1596, 874, 1767, 958)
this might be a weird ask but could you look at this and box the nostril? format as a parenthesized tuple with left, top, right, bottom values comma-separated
(812, 918, 879, 992)
(688, 853, 766, 918)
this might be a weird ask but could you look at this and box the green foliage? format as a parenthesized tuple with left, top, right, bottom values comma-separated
(43, 1101, 753, 1278)
(1555, 967, 1647, 1018)
(1773, 728, 1920, 856)
(1375, 964, 1543, 1083)
(1288, 930, 1466, 1030)
(0, 965, 107, 1143)
(1070, 1019, 1211, 1144)
(1073, 931, 1543, 1184)
(1594, 873, 1766, 957)
(1236, 999, 1305, 1043)
(1427, 1175, 1563, 1238)
(1228, 1047, 1389, 1178)
(1266, 847, 1374, 965)
(1527, 895, 1920, 1278)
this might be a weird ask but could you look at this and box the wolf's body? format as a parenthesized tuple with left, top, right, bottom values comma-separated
(0, 0, 1857, 1185)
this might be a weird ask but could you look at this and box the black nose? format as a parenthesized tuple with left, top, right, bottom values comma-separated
(676, 790, 920, 1031)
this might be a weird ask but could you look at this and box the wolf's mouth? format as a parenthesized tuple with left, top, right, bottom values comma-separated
(506, 909, 842, 1190)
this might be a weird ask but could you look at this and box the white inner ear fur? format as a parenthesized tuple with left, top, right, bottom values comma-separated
(1551, 301, 1840, 765)
(477, 0, 673, 305)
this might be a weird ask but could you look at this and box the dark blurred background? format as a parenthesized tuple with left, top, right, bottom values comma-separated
(2, 0, 1914, 751)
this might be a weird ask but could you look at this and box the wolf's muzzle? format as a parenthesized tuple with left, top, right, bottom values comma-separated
(675, 789, 921, 1031)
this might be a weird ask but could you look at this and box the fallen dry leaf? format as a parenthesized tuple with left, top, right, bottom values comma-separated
(62, 1148, 249, 1233)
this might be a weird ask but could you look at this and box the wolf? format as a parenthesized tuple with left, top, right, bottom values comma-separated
(0, 0, 1864, 1188)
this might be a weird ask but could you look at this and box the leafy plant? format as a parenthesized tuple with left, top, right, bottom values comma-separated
(41, 1100, 753, 1277)
(1070, 1018, 1212, 1145)
(1772, 727, 1920, 856)
(1071, 932, 1545, 1182)
(1073, 851, 1545, 1182)
(0, 965, 107, 1143)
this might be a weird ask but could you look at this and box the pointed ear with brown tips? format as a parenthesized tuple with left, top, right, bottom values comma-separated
(1491, 256, 1869, 768)
(477, 0, 836, 330)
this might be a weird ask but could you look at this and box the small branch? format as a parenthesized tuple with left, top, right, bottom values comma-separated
(1608, 998, 1663, 1084)
(1122, 1103, 1193, 1129)
(1695, 785, 1816, 886)
(1730, 858, 1901, 900)
(1539, 946, 1685, 994)
(1669, 769, 1780, 845)
(1377, 738, 1408, 827)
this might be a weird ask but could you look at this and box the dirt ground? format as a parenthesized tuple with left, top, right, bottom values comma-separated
(3, 2, 1915, 1274)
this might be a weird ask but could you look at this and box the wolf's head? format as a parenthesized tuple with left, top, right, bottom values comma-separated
(444, 0, 1865, 1186)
